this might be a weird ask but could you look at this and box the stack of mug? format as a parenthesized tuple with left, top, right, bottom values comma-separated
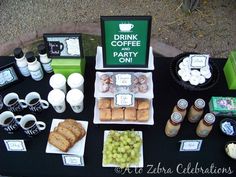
(0, 92, 49, 136)
(48, 73, 84, 113)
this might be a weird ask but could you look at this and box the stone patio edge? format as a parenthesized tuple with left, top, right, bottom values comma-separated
(0, 22, 182, 57)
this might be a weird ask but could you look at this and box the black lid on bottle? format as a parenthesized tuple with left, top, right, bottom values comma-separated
(14, 48, 24, 58)
(25, 52, 36, 63)
(38, 44, 46, 55)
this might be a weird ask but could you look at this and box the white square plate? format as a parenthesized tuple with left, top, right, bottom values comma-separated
(102, 130, 143, 168)
(45, 119, 88, 155)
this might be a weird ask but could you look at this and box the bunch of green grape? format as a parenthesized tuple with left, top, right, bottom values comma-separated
(103, 130, 142, 168)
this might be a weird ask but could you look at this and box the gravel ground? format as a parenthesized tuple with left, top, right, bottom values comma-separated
(0, 0, 235, 57)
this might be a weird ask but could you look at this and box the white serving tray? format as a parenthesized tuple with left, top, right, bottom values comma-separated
(45, 119, 88, 155)
(93, 99, 154, 125)
(102, 130, 143, 168)
(95, 46, 154, 70)
(94, 72, 154, 99)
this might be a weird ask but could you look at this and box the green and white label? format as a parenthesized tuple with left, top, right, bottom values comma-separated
(101, 16, 151, 68)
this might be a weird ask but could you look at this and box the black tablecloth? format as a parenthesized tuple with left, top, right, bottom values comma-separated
(0, 56, 236, 177)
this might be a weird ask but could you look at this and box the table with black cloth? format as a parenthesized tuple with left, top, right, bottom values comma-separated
(0, 56, 236, 177)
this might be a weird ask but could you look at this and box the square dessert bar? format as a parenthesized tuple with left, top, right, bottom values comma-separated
(137, 99, 150, 110)
(99, 109, 111, 121)
(137, 110, 149, 121)
(98, 98, 111, 109)
(111, 108, 124, 120)
(124, 108, 137, 121)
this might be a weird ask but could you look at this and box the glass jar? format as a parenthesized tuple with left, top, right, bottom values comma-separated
(172, 99, 188, 119)
(188, 98, 205, 123)
(196, 113, 215, 138)
(165, 112, 183, 137)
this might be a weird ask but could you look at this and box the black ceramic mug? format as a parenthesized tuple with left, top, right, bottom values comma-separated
(25, 92, 49, 114)
(3, 93, 27, 113)
(0, 111, 22, 133)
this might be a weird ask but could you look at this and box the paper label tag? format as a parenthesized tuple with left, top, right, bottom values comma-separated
(62, 155, 84, 166)
(4, 140, 27, 151)
(189, 55, 209, 68)
(66, 38, 81, 56)
(115, 74, 132, 86)
(179, 140, 202, 152)
(114, 93, 134, 107)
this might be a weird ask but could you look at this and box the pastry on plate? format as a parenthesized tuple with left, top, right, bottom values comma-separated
(100, 74, 110, 84)
(137, 109, 149, 122)
(138, 84, 148, 93)
(99, 108, 112, 121)
(137, 99, 150, 110)
(111, 108, 124, 121)
(124, 108, 137, 121)
(64, 119, 86, 140)
(48, 131, 71, 152)
(98, 98, 111, 109)
(59, 121, 81, 140)
(138, 75, 147, 84)
(100, 83, 109, 93)
(54, 126, 77, 145)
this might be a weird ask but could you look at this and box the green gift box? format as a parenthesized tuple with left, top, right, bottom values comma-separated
(209, 96, 236, 117)
(51, 58, 86, 78)
(224, 51, 236, 90)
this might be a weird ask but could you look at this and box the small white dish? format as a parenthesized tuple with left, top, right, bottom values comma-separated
(45, 119, 88, 155)
(102, 130, 144, 168)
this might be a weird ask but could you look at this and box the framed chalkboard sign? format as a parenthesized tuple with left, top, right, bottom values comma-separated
(43, 33, 84, 58)
(101, 16, 152, 68)
(0, 63, 22, 90)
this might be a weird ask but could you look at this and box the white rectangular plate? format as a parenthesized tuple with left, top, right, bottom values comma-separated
(93, 99, 154, 125)
(45, 119, 88, 155)
(94, 72, 154, 99)
(102, 130, 143, 168)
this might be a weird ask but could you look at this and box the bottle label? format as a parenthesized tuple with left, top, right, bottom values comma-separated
(19, 66, 30, 77)
(30, 69, 43, 81)
(42, 62, 53, 73)
(198, 130, 209, 136)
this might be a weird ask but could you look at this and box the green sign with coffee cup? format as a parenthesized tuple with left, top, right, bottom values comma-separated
(101, 16, 151, 68)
